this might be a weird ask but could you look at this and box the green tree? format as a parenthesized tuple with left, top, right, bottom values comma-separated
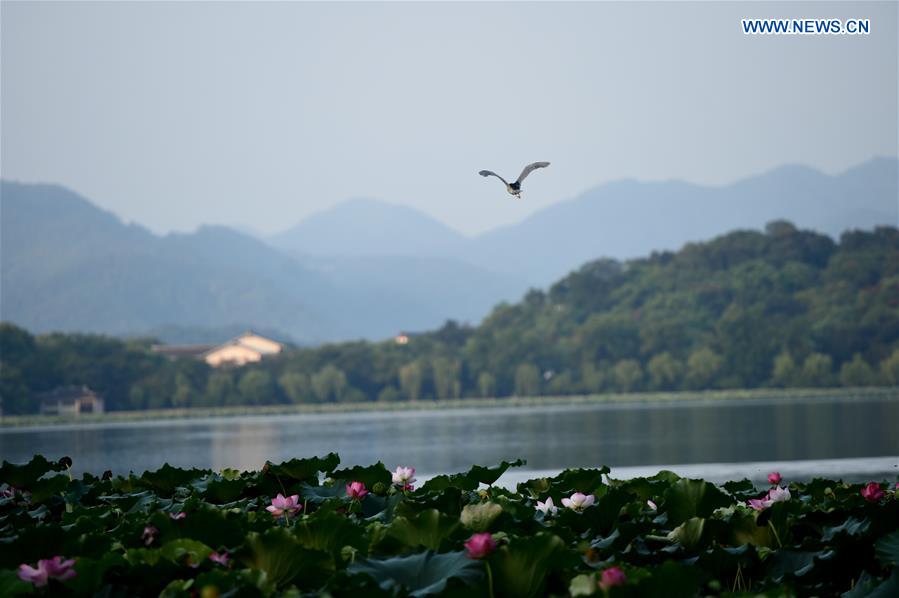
(432, 357, 461, 399)
(477, 372, 496, 398)
(204, 371, 237, 406)
(171, 372, 194, 408)
(238, 370, 275, 405)
(799, 353, 833, 387)
(311, 364, 348, 403)
(514, 363, 541, 396)
(771, 350, 798, 388)
(647, 352, 683, 390)
(0, 366, 31, 414)
(545, 370, 574, 395)
(278, 372, 312, 404)
(377, 386, 402, 402)
(399, 361, 423, 402)
(685, 348, 722, 390)
(580, 362, 607, 394)
(613, 359, 643, 392)
(839, 354, 876, 387)
(880, 349, 899, 386)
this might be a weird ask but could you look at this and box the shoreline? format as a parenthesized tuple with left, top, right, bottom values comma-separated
(2, 386, 896, 430)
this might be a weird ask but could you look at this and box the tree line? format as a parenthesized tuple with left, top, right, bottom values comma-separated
(1, 222, 897, 414)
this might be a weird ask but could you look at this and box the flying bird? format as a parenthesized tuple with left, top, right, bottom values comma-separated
(479, 161, 550, 198)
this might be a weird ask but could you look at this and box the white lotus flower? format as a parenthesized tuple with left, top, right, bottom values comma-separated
(767, 485, 791, 504)
(392, 466, 416, 486)
(561, 492, 595, 511)
(535, 497, 558, 516)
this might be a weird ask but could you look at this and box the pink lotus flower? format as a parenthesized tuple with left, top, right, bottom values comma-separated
(767, 472, 782, 485)
(392, 466, 416, 486)
(17, 557, 77, 587)
(535, 497, 558, 516)
(747, 486, 791, 511)
(561, 492, 595, 512)
(464, 532, 497, 559)
(266, 493, 302, 517)
(169, 511, 186, 520)
(209, 552, 230, 566)
(17, 563, 49, 587)
(346, 481, 369, 499)
(142, 525, 158, 546)
(599, 566, 626, 591)
(861, 482, 885, 502)
(646, 500, 658, 512)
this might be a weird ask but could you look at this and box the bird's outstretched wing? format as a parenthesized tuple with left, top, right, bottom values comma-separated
(479, 170, 509, 186)
(515, 161, 550, 184)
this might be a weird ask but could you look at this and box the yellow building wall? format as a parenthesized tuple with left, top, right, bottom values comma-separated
(205, 344, 264, 367)
(236, 334, 282, 355)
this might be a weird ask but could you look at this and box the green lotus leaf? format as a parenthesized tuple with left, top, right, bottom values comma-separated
(844, 569, 899, 598)
(0, 525, 69, 569)
(348, 550, 483, 597)
(158, 578, 193, 598)
(569, 572, 599, 597)
(764, 549, 835, 582)
(27, 475, 69, 505)
(722, 479, 758, 501)
(822, 516, 870, 542)
(330, 462, 392, 489)
(0, 568, 35, 597)
(460, 502, 502, 532)
(139, 464, 206, 496)
(170, 507, 248, 550)
(299, 481, 347, 504)
(663, 479, 732, 526)
(423, 459, 526, 492)
(380, 508, 460, 552)
(265, 453, 340, 482)
(0, 455, 65, 488)
(637, 560, 705, 596)
(238, 527, 333, 589)
(294, 510, 368, 561)
(490, 533, 572, 598)
(875, 529, 899, 567)
(668, 517, 707, 551)
(61, 552, 127, 596)
(198, 475, 246, 504)
(192, 569, 266, 598)
(518, 465, 606, 497)
(159, 538, 213, 567)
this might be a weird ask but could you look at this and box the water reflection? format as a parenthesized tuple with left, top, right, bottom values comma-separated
(0, 395, 896, 477)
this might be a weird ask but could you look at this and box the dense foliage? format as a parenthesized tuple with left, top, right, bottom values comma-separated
(1, 454, 897, 596)
(2, 223, 898, 414)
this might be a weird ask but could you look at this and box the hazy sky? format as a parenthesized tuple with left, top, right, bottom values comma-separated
(2, 1, 896, 236)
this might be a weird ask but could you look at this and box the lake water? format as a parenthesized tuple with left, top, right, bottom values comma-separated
(1, 393, 897, 485)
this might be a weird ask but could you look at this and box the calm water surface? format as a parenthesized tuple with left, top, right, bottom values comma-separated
(1, 394, 897, 482)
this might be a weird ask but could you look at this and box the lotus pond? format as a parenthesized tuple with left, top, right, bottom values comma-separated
(1, 454, 898, 597)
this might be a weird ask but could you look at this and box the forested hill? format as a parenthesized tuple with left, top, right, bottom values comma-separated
(1, 222, 897, 414)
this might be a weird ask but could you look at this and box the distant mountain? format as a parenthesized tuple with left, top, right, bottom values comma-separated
(0, 182, 341, 342)
(0, 182, 525, 341)
(270, 158, 898, 288)
(270, 198, 466, 257)
(467, 157, 899, 284)
(2, 158, 895, 342)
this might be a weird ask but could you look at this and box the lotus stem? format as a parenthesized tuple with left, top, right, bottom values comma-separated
(767, 521, 783, 548)
(485, 561, 495, 598)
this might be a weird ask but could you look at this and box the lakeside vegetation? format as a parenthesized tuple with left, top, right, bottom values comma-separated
(2, 453, 897, 596)
(1, 223, 897, 415)
(1, 387, 896, 429)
